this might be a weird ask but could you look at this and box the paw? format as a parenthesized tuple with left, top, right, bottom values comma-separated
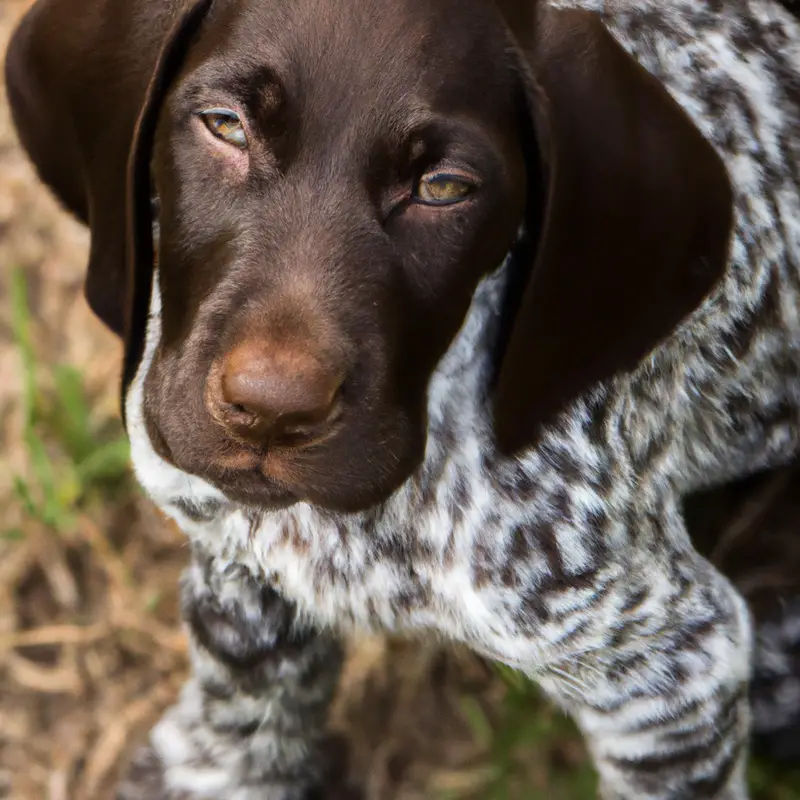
(183, 557, 312, 670)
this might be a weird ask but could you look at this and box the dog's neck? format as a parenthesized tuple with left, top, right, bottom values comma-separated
(420, 252, 512, 448)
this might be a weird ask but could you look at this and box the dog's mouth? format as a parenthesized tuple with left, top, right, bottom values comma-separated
(145, 409, 342, 510)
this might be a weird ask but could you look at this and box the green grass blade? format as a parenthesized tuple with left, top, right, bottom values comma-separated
(75, 438, 131, 487)
(9, 268, 37, 427)
(460, 695, 494, 749)
(51, 364, 96, 463)
(12, 474, 40, 519)
(23, 428, 62, 525)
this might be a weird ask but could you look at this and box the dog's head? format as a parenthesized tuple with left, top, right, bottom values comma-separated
(6, 0, 733, 512)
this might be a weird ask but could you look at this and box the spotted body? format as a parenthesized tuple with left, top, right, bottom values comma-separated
(111, 2, 800, 798)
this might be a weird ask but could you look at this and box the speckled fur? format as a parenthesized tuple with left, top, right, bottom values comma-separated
(119, 1, 800, 798)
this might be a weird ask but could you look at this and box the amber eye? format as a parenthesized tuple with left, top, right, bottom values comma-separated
(199, 108, 247, 149)
(414, 173, 474, 205)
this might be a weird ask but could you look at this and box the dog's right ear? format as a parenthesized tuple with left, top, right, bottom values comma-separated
(5, 0, 213, 340)
(487, 4, 733, 454)
(493, 0, 539, 43)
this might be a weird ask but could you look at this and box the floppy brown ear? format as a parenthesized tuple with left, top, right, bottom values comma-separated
(5, 0, 213, 348)
(120, 0, 214, 397)
(491, 7, 734, 454)
(493, 0, 539, 44)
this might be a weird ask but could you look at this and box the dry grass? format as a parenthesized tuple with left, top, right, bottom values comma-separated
(1, 2, 799, 797)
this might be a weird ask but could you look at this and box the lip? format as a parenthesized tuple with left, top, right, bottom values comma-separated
(208, 465, 301, 509)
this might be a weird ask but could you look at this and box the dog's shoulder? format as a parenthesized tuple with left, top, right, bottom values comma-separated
(552, 0, 800, 187)
(538, 0, 800, 485)
(601, 0, 800, 350)
(553, 0, 800, 326)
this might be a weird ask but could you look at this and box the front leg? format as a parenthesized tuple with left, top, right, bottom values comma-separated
(118, 548, 344, 800)
(535, 549, 752, 800)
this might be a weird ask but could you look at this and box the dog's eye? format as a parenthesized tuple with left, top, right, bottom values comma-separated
(200, 108, 247, 149)
(414, 173, 473, 205)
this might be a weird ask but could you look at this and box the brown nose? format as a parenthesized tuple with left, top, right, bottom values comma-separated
(210, 340, 343, 443)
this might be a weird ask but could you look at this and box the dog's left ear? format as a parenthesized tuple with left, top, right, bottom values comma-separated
(6, 0, 215, 412)
(122, 0, 215, 395)
(491, 5, 734, 454)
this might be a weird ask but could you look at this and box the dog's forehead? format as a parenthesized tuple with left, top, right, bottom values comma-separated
(184, 0, 513, 114)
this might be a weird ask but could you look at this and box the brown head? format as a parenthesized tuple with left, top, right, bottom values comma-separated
(5, 0, 733, 511)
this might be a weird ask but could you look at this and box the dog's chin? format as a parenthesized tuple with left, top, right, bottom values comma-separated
(151, 438, 406, 514)
(145, 400, 427, 514)
(205, 470, 301, 511)
(198, 464, 399, 514)
(203, 440, 423, 514)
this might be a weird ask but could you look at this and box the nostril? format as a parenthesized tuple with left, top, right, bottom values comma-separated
(277, 388, 343, 438)
(222, 390, 264, 417)
(226, 399, 263, 419)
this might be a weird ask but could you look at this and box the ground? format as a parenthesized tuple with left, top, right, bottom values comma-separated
(1, 2, 799, 798)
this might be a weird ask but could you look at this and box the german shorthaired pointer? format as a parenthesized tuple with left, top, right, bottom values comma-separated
(6, 0, 800, 797)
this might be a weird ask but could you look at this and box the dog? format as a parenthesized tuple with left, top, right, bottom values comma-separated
(6, 0, 800, 796)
